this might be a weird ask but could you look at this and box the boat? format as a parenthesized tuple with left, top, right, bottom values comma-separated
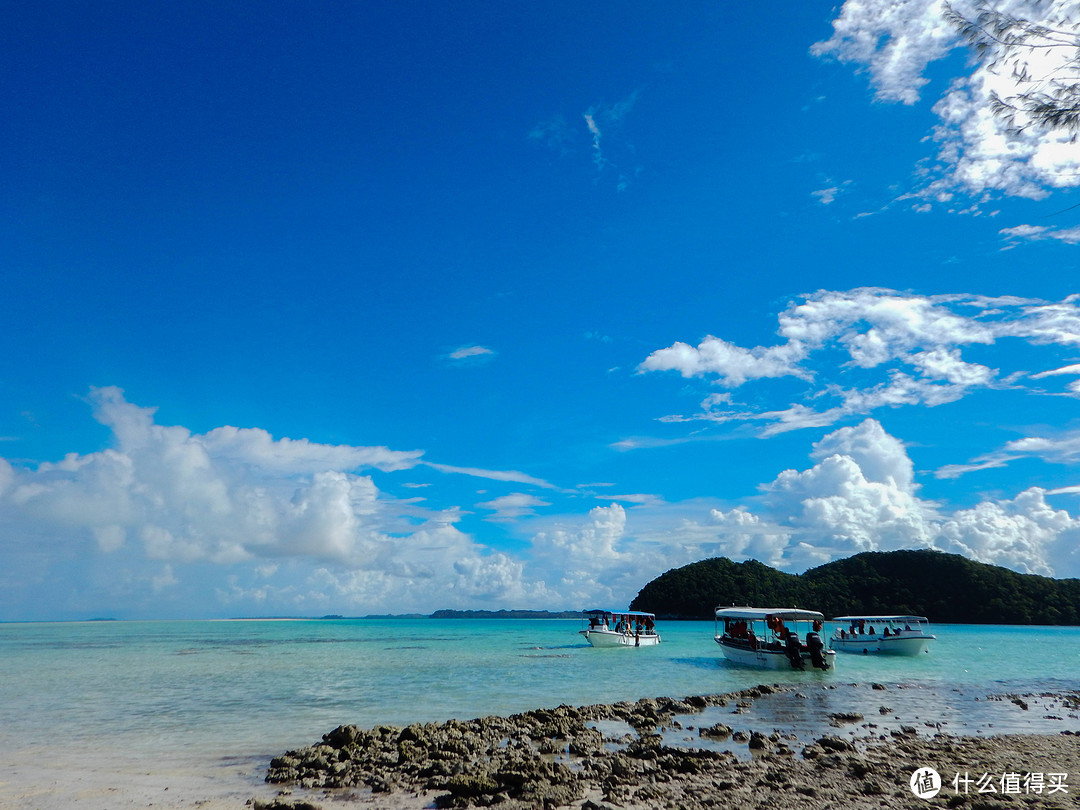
(714, 606, 835, 670)
(830, 615, 936, 655)
(579, 609, 661, 647)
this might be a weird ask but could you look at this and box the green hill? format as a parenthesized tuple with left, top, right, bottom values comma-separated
(629, 549, 1080, 625)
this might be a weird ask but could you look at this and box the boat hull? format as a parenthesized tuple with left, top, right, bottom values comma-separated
(715, 637, 836, 670)
(831, 634, 934, 656)
(580, 629, 661, 647)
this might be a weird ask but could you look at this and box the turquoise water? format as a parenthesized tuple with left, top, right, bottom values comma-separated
(0, 618, 1077, 807)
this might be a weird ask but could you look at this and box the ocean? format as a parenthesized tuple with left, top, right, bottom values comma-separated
(1, 618, 1077, 808)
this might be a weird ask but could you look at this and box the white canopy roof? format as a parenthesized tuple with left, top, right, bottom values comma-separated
(715, 606, 824, 621)
(832, 615, 928, 623)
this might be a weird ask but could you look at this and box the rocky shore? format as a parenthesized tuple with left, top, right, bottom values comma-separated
(259, 685, 1080, 810)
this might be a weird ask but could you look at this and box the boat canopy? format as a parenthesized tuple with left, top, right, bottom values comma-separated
(584, 609, 655, 618)
(715, 606, 824, 622)
(831, 615, 928, 623)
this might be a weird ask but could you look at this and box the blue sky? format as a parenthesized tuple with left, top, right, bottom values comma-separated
(4, 1, 1080, 620)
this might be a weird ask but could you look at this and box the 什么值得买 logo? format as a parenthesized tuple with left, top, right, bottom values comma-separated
(909, 767, 942, 799)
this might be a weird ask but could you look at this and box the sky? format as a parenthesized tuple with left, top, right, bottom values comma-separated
(3, 0, 1080, 620)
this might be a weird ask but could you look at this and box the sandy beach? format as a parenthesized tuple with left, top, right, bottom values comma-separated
(260, 684, 1080, 809)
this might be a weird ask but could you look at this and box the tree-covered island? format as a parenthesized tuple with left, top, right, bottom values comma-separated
(630, 549, 1080, 625)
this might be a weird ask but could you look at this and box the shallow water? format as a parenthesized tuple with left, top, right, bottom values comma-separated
(1, 618, 1077, 808)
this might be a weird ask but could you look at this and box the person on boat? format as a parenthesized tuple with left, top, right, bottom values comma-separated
(746, 628, 759, 650)
(806, 620, 830, 670)
(882, 627, 891, 637)
(784, 629, 805, 670)
(867, 625, 875, 635)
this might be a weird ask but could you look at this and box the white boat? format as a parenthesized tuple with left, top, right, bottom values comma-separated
(714, 606, 835, 671)
(579, 609, 661, 647)
(830, 615, 935, 656)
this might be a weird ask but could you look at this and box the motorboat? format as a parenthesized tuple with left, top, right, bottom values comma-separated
(579, 609, 661, 647)
(714, 606, 835, 670)
(830, 615, 935, 655)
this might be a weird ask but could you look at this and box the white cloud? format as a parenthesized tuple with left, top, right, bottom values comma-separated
(0, 387, 556, 616)
(639, 335, 809, 387)
(1031, 363, 1080, 379)
(938, 427, 1080, 478)
(812, 0, 955, 106)
(559, 420, 1080, 582)
(528, 503, 656, 606)
(811, 418, 914, 490)
(477, 492, 550, 522)
(762, 449, 934, 560)
(1001, 224, 1080, 245)
(448, 345, 496, 362)
(814, 0, 1080, 202)
(3, 392, 1079, 617)
(424, 462, 558, 489)
(716, 419, 1075, 576)
(812, 186, 841, 205)
(640, 289, 1080, 434)
(937, 488, 1077, 575)
(582, 91, 641, 187)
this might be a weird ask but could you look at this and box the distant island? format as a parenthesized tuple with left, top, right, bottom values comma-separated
(629, 549, 1080, 625)
(429, 609, 585, 619)
(309, 610, 584, 620)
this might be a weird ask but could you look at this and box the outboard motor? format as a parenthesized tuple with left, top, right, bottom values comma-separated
(784, 630, 805, 670)
(807, 630, 829, 669)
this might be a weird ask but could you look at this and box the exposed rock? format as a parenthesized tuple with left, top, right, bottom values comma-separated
(816, 735, 856, 753)
(698, 722, 732, 740)
(261, 687, 1080, 810)
(828, 711, 863, 725)
(252, 800, 322, 810)
(747, 731, 772, 751)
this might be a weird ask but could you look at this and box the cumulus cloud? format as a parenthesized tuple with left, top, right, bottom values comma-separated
(529, 503, 643, 605)
(574, 419, 1080, 582)
(640, 336, 810, 387)
(814, 0, 1080, 202)
(640, 288, 1080, 434)
(680, 419, 1076, 576)
(0, 387, 541, 616)
(937, 488, 1077, 575)
(3, 391, 1078, 617)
